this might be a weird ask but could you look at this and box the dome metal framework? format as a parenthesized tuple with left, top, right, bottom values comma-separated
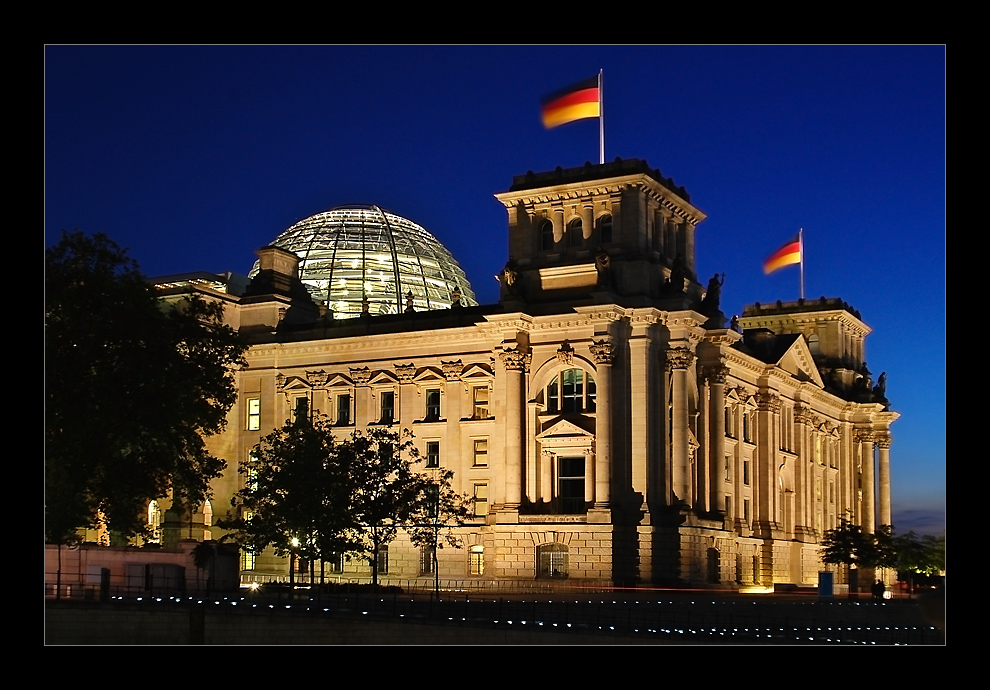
(252, 205, 477, 319)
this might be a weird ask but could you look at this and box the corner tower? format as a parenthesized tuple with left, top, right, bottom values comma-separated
(494, 158, 707, 313)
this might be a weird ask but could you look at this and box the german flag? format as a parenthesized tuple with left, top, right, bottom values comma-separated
(541, 76, 600, 129)
(764, 235, 802, 274)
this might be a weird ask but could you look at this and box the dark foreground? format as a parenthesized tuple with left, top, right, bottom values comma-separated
(46, 587, 944, 645)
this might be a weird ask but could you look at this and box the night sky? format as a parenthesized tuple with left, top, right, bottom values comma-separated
(45, 45, 945, 535)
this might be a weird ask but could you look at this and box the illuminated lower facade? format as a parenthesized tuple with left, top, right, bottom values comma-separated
(164, 159, 897, 588)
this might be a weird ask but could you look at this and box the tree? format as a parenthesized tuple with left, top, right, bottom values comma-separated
(820, 519, 876, 569)
(348, 428, 424, 587)
(46, 231, 247, 542)
(220, 411, 360, 586)
(407, 468, 472, 597)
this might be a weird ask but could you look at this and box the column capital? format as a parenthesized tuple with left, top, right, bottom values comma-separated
(499, 346, 528, 371)
(701, 362, 728, 384)
(875, 433, 892, 449)
(590, 338, 616, 365)
(441, 359, 463, 381)
(794, 404, 816, 425)
(348, 367, 370, 386)
(755, 392, 780, 413)
(665, 347, 695, 371)
(854, 429, 876, 444)
(394, 363, 416, 383)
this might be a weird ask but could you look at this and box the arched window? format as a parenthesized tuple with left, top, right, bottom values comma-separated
(597, 213, 613, 244)
(546, 368, 596, 413)
(567, 218, 583, 247)
(540, 219, 554, 251)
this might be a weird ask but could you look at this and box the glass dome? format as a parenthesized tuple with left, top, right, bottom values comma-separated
(252, 205, 477, 319)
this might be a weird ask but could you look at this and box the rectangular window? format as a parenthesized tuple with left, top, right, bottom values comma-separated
(743, 459, 750, 485)
(375, 546, 389, 575)
(472, 386, 489, 419)
(241, 550, 256, 571)
(425, 388, 441, 421)
(420, 546, 434, 575)
(724, 407, 733, 437)
(743, 499, 750, 523)
(743, 414, 751, 443)
(380, 391, 395, 424)
(247, 398, 260, 430)
(293, 396, 309, 422)
(558, 457, 586, 514)
(724, 455, 731, 482)
(816, 476, 822, 502)
(724, 495, 731, 517)
(470, 546, 484, 576)
(336, 394, 350, 426)
(474, 484, 488, 517)
(329, 552, 344, 574)
(473, 438, 488, 467)
(426, 441, 440, 468)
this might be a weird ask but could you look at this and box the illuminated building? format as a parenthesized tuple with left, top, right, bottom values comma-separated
(165, 159, 896, 588)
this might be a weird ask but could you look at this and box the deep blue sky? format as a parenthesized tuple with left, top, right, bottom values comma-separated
(45, 45, 945, 535)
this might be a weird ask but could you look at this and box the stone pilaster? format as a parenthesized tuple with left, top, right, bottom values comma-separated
(590, 337, 615, 511)
(856, 430, 876, 533)
(498, 347, 527, 513)
(704, 363, 728, 515)
(666, 347, 695, 506)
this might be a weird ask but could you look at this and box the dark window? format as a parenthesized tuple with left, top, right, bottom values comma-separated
(425, 388, 441, 421)
(547, 369, 596, 414)
(380, 391, 395, 424)
(294, 397, 309, 422)
(336, 394, 350, 426)
(540, 219, 554, 251)
(597, 214, 613, 244)
(426, 441, 440, 467)
(568, 218, 583, 247)
(558, 457, 586, 514)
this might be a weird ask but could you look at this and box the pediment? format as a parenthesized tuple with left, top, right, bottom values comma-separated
(368, 370, 399, 386)
(536, 418, 595, 441)
(461, 362, 494, 380)
(412, 367, 444, 384)
(325, 372, 354, 388)
(281, 376, 311, 391)
(777, 338, 824, 387)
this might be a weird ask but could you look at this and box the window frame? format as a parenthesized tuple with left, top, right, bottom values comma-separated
(425, 388, 441, 422)
(247, 398, 261, 430)
(472, 438, 488, 467)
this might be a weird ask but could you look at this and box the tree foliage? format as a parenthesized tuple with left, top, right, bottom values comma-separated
(45, 231, 247, 542)
(821, 521, 944, 576)
(406, 467, 473, 596)
(220, 411, 361, 582)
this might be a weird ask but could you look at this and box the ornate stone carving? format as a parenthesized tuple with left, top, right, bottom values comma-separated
(875, 433, 892, 449)
(664, 347, 695, 371)
(275, 373, 286, 390)
(794, 405, 815, 425)
(499, 347, 527, 371)
(590, 338, 615, 365)
(556, 341, 574, 366)
(854, 429, 876, 444)
(702, 363, 728, 384)
(306, 370, 329, 387)
(441, 359, 463, 381)
(756, 392, 781, 413)
(394, 363, 416, 382)
(349, 367, 370, 385)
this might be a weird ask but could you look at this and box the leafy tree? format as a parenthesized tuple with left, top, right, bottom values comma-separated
(349, 428, 424, 587)
(220, 411, 360, 586)
(895, 531, 945, 591)
(407, 468, 472, 597)
(45, 231, 247, 542)
(820, 519, 877, 568)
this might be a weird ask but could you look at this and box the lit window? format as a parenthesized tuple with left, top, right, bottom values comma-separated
(474, 484, 488, 517)
(147, 500, 162, 544)
(425, 388, 441, 422)
(241, 550, 256, 571)
(247, 398, 260, 430)
(426, 441, 440, 468)
(537, 543, 568, 579)
(336, 394, 350, 426)
(597, 214, 612, 244)
(816, 477, 822, 501)
(380, 391, 395, 424)
(203, 500, 213, 541)
(473, 439, 488, 467)
(547, 369, 596, 413)
(472, 386, 489, 419)
(470, 545, 484, 575)
(421, 546, 434, 575)
(558, 457, 585, 514)
(328, 552, 345, 573)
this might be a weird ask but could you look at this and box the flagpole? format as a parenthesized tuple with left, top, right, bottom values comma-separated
(598, 69, 604, 165)
(799, 228, 805, 300)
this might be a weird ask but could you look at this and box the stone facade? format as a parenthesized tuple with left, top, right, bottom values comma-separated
(155, 158, 897, 588)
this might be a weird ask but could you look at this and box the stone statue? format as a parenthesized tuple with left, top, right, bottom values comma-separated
(450, 285, 462, 308)
(502, 258, 522, 297)
(699, 272, 725, 314)
(872, 371, 887, 400)
(405, 290, 415, 313)
(595, 246, 612, 287)
(668, 255, 687, 294)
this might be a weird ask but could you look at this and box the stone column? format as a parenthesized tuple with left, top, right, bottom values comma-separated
(590, 338, 615, 510)
(705, 363, 728, 514)
(349, 367, 370, 424)
(793, 405, 815, 540)
(666, 348, 694, 506)
(877, 433, 892, 527)
(857, 431, 876, 533)
(754, 392, 780, 537)
(442, 359, 463, 470)
(499, 347, 527, 512)
(628, 334, 651, 516)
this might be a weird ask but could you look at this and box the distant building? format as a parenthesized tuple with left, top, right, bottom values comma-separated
(156, 159, 896, 588)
